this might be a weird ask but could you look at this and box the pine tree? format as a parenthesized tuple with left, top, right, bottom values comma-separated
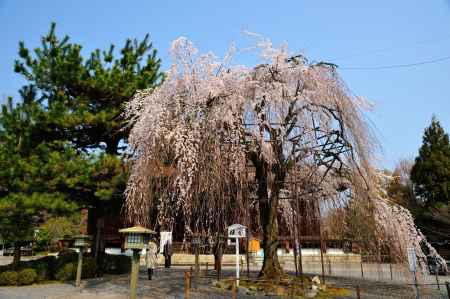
(411, 116, 450, 207)
(13, 23, 163, 260)
(408, 117, 450, 243)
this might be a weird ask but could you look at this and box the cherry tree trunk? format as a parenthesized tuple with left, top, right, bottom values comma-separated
(259, 195, 283, 279)
(252, 152, 285, 280)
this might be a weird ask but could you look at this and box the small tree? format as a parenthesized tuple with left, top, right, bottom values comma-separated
(37, 216, 81, 251)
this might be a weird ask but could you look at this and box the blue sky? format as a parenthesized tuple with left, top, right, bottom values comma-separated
(1, 0, 450, 169)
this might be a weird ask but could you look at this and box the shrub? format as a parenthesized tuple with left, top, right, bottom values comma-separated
(32, 262, 50, 282)
(81, 257, 98, 279)
(55, 263, 76, 281)
(0, 271, 18, 286)
(0, 251, 101, 284)
(17, 255, 57, 281)
(56, 249, 78, 267)
(18, 268, 37, 285)
(102, 254, 131, 274)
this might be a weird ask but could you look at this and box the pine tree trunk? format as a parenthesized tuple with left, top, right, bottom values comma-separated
(89, 204, 106, 266)
(13, 243, 21, 268)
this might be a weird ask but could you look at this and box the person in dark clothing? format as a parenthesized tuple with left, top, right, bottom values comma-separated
(213, 239, 224, 278)
(163, 241, 172, 268)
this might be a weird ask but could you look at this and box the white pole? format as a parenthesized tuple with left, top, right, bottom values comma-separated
(235, 237, 239, 287)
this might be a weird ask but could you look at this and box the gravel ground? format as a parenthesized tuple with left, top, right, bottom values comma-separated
(0, 266, 448, 299)
(322, 275, 448, 299)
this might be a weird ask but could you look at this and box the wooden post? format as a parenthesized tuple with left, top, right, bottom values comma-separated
(445, 282, 450, 299)
(356, 285, 361, 299)
(294, 181, 304, 287)
(327, 257, 332, 275)
(293, 183, 299, 277)
(376, 241, 381, 281)
(130, 249, 140, 299)
(232, 280, 237, 299)
(246, 230, 250, 277)
(388, 240, 393, 281)
(298, 240, 304, 290)
(195, 243, 199, 289)
(320, 237, 325, 284)
(293, 236, 298, 276)
(318, 208, 326, 284)
(75, 248, 83, 287)
(245, 167, 251, 279)
(184, 271, 191, 299)
(360, 249, 364, 278)
(389, 262, 393, 281)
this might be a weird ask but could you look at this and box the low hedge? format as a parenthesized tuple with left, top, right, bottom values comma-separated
(0, 271, 18, 286)
(55, 256, 98, 281)
(55, 263, 76, 281)
(0, 268, 39, 286)
(81, 257, 98, 278)
(0, 250, 130, 286)
(18, 268, 37, 285)
(19, 256, 57, 281)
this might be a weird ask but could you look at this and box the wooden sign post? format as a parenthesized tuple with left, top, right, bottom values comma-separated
(228, 224, 247, 287)
(192, 235, 201, 288)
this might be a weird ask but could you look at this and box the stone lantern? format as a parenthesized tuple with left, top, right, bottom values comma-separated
(119, 226, 155, 299)
(73, 234, 91, 287)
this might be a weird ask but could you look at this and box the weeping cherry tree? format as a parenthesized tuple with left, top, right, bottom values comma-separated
(124, 35, 379, 279)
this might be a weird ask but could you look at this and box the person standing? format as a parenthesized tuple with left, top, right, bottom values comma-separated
(163, 241, 172, 268)
(146, 239, 158, 280)
(213, 239, 223, 278)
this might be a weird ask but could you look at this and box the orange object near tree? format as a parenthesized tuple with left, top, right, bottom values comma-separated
(248, 238, 260, 253)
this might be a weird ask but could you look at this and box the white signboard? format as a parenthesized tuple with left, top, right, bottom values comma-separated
(407, 247, 417, 272)
(227, 224, 247, 287)
(160, 231, 172, 254)
(228, 224, 246, 238)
